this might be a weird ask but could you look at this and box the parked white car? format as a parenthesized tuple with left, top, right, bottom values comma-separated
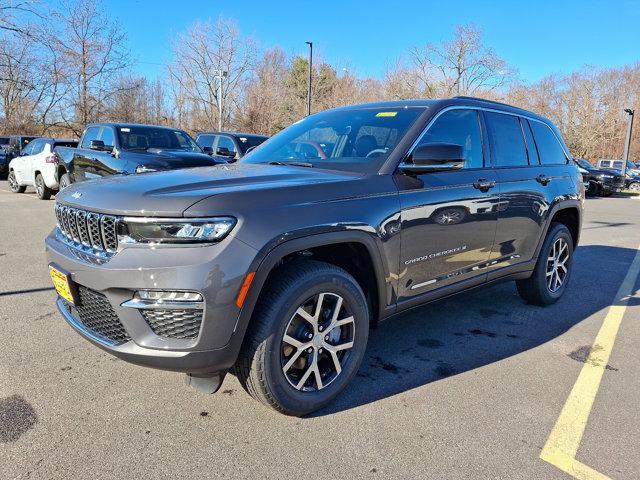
(7, 137, 77, 199)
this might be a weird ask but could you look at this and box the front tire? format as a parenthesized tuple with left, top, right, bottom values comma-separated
(517, 223, 574, 305)
(7, 170, 26, 193)
(236, 260, 369, 416)
(35, 173, 52, 200)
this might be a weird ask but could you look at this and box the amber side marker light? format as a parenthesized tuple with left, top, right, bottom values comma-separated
(236, 272, 256, 308)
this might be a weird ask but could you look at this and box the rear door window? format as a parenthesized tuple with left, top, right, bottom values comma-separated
(417, 109, 484, 168)
(530, 121, 567, 165)
(485, 112, 528, 167)
(81, 127, 100, 149)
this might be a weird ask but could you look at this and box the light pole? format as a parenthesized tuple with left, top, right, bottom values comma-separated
(215, 70, 228, 131)
(305, 41, 313, 116)
(622, 108, 635, 177)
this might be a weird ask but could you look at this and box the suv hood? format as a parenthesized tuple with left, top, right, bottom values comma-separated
(56, 163, 363, 216)
(125, 149, 221, 169)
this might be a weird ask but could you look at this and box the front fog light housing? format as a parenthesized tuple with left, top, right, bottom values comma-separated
(120, 217, 236, 244)
(136, 290, 203, 302)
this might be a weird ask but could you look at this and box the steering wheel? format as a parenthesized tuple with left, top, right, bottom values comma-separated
(365, 148, 388, 158)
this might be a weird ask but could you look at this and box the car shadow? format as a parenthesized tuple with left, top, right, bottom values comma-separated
(312, 244, 640, 417)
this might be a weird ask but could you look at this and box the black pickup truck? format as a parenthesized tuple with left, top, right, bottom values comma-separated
(55, 123, 223, 187)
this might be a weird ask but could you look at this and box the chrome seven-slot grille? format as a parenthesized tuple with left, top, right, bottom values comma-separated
(55, 203, 118, 253)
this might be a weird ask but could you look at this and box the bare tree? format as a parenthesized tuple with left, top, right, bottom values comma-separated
(53, 0, 130, 134)
(411, 24, 514, 96)
(0, 0, 41, 36)
(236, 47, 289, 135)
(168, 17, 255, 132)
(0, 33, 66, 134)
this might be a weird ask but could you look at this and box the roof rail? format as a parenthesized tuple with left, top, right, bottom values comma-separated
(453, 95, 515, 109)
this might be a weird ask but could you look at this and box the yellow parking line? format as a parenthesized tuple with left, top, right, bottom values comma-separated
(540, 245, 640, 479)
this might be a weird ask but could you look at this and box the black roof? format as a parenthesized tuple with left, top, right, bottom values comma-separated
(89, 122, 187, 131)
(197, 131, 269, 139)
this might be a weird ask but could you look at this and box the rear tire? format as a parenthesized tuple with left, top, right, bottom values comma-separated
(7, 170, 26, 193)
(236, 260, 369, 416)
(59, 173, 71, 190)
(628, 181, 640, 192)
(517, 223, 573, 306)
(35, 173, 52, 200)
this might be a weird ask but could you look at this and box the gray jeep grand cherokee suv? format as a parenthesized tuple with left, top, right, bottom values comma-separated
(46, 97, 583, 415)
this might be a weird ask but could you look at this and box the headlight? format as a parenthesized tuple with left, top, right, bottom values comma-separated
(120, 217, 236, 244)
(598, 174, 613, 179)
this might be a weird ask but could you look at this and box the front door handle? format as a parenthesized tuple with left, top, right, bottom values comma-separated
(473, 178, 496, 191)
(536, 174, 551, 185)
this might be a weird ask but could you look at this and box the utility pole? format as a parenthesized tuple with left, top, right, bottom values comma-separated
(622, 108, 635, 177)
(305, 41, 313, 116)
(215, 70, 228, 131)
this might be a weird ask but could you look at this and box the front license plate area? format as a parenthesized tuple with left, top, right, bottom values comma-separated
(49, 264, 77, 305)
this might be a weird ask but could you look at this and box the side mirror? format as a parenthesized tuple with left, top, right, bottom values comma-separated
(216, 146, 234, 157)
(202, 146, 213, 155)
(89, 140, 106, 151)
(399, 143, 465, 173)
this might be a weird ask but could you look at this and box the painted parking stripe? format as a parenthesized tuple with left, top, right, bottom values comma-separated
(540, 245, 640, 479)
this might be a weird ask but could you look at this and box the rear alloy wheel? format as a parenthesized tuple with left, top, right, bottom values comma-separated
(7, 170, 26, 193)
(35, 173, 52, 200)
(236, 260, 369, 416)
(517, 223, 573, 305)
(628, 181, 640, 192)
(59, 173, 71, 190)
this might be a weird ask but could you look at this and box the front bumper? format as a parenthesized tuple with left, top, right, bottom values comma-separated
(46, 228, 258, 374)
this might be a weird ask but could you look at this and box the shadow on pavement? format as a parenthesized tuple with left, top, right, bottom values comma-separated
(313, 244, 639, 416)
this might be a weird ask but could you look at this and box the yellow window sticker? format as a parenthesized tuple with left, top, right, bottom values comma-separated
(376, 111, 398, 117)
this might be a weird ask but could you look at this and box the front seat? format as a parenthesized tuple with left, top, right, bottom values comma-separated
(353, 135, 378, 157)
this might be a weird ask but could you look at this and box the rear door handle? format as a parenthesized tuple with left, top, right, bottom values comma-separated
(473, 178, 496, 191)
(536, 174, 551, 185)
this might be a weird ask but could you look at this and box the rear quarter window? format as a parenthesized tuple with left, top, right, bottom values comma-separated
(530, 122, 567, 165)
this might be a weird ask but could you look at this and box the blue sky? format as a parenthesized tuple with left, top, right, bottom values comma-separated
(104, 0, 640, 83)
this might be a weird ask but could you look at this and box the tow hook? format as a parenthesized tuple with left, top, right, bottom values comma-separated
(184, 371, 227, 394)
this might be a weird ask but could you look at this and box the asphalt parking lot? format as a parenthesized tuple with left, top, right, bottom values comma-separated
(1, 182, 639, 480)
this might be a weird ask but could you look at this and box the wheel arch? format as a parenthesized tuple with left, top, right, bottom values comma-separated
(235, 231, 391, 340)
(535, 201, 582, 258)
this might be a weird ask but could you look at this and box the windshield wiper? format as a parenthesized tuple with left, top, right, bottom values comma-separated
(268, 161, 314, 168)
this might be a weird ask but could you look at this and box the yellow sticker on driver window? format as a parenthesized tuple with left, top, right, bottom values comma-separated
(376, 111, 398, 117)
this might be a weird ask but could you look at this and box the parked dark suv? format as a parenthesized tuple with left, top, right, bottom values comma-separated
(46, 97, 583, 415)
(195, 131, 268, 162)
(574, 158, 625, 196)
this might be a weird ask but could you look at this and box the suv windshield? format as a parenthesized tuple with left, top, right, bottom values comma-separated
(244, 107, 427, 173)
(117, 126, 202, 152)
(237, 135, 267, 154)
(576, 159, 593, 170)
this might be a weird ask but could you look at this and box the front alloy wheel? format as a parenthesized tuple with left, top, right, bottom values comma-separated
(281, 292, 355, 391)
(236, 260, 369, 416)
